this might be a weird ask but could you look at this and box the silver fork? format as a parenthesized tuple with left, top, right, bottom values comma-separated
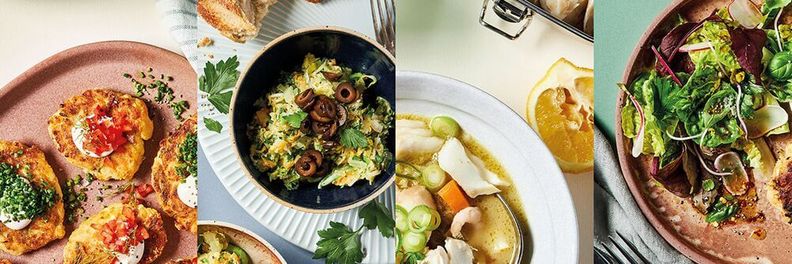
(369, 0, 395, 55)
(595, 232, 651, 264)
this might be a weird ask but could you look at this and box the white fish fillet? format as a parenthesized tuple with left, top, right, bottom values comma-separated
(395, 120, 444, 161)
(438, 138, 500, 198)
(468, 153, 510, 187)
(444, 238, 475, 264)
(420, 247, 450, 264)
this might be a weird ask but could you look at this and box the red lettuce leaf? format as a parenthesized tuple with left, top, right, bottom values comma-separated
(729, 27, 767, 84)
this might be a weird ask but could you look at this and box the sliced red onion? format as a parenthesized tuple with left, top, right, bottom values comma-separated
(678, 42, 713, 53)
(735, 84, 748, 138)
(619, 83, 646, 158)
(694, 147, 732, 176)
(729, 0, 763, 29)
(651, 45, 683, 85)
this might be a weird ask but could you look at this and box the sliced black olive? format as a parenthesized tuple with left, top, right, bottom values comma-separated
(312, 120, 331, 134)
(300, 119, 312, 134)
(303, 149, 323, 167)
(295, 89, 316, 110)
(313, 95, 337, 119)
(321, 122, 338, 140)
(322, 140, 338, 149)
(336, 105, 347, 126)
(295, 156, 317, 177)
(335, 82, 357, 103)
(310, 110, 333, 123)
(322, 71, 342, 81)
(315, 162, 331, 177)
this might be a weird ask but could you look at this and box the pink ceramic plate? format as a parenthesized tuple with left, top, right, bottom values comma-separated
(616, 1, 792, 263)
(0, 41, 196, 263)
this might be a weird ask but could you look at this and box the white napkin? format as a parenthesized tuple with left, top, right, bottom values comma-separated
(594, 127, 693, 263)
(155, 0, 201, 70)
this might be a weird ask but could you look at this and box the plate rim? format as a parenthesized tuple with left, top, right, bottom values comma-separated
(396, 70, 579, 264)
(227, 25, 396, 214)
(614, 0, 740, 263)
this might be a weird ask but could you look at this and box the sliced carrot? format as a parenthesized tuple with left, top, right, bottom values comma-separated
(437, 180, 470, 214)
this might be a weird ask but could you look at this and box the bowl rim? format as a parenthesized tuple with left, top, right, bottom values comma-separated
(614, 0, 728, 263)
(198, 220, 287, 263)
(229, 26, 396, 214)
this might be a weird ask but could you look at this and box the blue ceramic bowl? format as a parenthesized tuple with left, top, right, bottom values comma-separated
(229, 27, 395, 213)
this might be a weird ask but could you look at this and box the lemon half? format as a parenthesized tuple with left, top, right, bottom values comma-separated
(526, 58, 594, 174)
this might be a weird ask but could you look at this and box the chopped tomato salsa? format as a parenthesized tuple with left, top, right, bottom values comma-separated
(135, 183, 154, 198)
(83, 106, 133, 155)
(99, 207, 149, 255)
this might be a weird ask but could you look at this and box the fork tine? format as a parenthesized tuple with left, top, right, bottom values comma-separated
(609, 236, 643, 264)
(594, 247, 614, 264)
(601, 243, 625, 264)
(617, 232, 652, 264)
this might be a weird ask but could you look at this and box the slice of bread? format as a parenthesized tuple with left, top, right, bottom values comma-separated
(198, 0, 278, 43)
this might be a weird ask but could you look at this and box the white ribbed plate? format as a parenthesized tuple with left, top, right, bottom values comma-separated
(196, 1, 394, 263)
(397, 71, 579, 264)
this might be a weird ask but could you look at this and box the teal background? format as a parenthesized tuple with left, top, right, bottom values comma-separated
(595, 0, 673, 140)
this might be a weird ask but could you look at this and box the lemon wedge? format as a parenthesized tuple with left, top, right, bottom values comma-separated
(526, 58, 594, 174)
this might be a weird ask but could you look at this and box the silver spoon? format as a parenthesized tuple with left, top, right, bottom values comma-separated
(495, 193, 525, 263)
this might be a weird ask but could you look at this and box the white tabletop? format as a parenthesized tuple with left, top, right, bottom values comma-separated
(396, 1, 593, 263)
(0, 0, 181, 86)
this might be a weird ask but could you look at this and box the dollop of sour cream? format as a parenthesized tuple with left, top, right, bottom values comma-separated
(0, 211, 32, 230)
(0, 177, 33, 230)
(72, 117, 114, 158)
(177, 175, 197, 208)
(115, 241, 145, 264)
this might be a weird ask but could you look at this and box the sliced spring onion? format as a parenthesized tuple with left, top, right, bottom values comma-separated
(665, 130, 704, 141)
(396, 162, 422, 179)
(421, 163, 448, 192)
(401, 231, 428, 253)
(429, 115, 461, 138)
(408, 205, 442, 233)
(395, 205, 409, 232)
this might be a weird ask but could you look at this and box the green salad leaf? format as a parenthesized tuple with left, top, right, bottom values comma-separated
(706, 199, 739, 223)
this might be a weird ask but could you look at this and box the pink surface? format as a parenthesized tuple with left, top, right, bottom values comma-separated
(0, 41, 196, 263)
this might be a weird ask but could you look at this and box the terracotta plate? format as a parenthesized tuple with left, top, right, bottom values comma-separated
(0, 41, 196, 263)
(615, 0, 792, 263)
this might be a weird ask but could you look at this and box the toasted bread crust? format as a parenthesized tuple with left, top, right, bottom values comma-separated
(63, 203, 166, 264)
(197, 0, 277, 43)
(152, 115, 197, 233)
(48, 89, 153, 181)
(0, 141, 65, 255)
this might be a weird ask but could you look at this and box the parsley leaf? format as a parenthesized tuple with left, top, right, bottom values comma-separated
(283, 111, 308, 128)
(313, 222, 364, 264)
(339, 128, 368, 148)
(199, 56, 239, 95)
(204, 117, 223, 133)
(207, 91, 233, 114)
(358, 201, 394, 238)
(200, 56, 239, 114)
(314, 201, 394, 264)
